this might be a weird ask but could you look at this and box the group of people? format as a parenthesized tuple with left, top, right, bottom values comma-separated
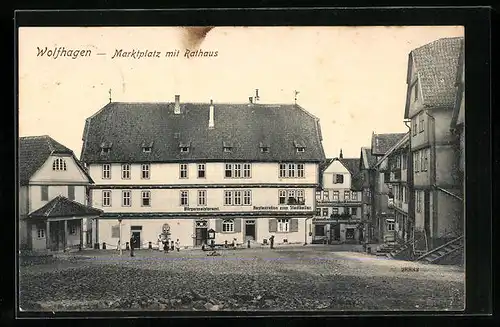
(158, 234, 180, 253)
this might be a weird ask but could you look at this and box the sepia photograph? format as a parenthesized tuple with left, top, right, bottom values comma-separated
(17, 24, 466, 313)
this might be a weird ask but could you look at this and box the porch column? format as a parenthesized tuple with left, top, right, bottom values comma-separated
(64, 220, 68, 250)
(46, 220, 51, 251)
(80, 218, 84, 249)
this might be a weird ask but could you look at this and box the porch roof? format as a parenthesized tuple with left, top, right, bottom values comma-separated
(28, 195, 103, 219)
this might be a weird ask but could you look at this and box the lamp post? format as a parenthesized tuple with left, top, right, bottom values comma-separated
(118, 218, 122, 256)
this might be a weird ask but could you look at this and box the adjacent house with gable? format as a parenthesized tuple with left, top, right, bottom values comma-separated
(313, 150, 364, 243)
(19, 135, 102, 252)
(404, 37, 464, 252)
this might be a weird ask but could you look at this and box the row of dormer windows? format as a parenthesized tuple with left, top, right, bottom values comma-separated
(100, 142, 306, 155)
(100, 163, 309, 180)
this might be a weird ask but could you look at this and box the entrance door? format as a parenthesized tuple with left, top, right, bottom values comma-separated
(244, 220, 256, 241)
(195, 220, 208, 246)
(132, 231, 141, 249)
(333, 224, 341, 241)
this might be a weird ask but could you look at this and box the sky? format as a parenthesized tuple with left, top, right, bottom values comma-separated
(18, 26, 464, 159)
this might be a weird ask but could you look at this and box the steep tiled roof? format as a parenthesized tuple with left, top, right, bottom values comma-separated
(411, 37, 464, 109)
(371, 133, 407, 156)
(81, 102, 326, 163)
(360, 147, 377, 170)
(319, 158, 334, 174)
(29, 196, 103, 218)
(451, 41, 465, 129)
(339, 158, 360, 176)
(19, 135, 73, 185)
(351, 172, 364, 191)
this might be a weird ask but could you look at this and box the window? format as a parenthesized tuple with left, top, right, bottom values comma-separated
(41, 186, 48, 201)
(423, 149, 429, 171)
(198, 190, 206, 206)
(316, 191, 321, 201)
(277, 219, 290, 232)
(334, 174, 344, 184)
(403, 187, 407, 203)
(180, 191, 189, 206)
(69, 223, 77, 235)
(101, 148, 110, 155)
(297, 164, 304, 178)
(37, 228, 45, 238)
(279, 164, 287, 178)
(344, 191, 350, 200)
(351, 207, 358, 216)
(180, 146, 190, 153)
(111, 225, 120, 238)
(278, 189, 305, 205)
(180, 164, 188, 179)
(323, 191, 329, 201)
(261, 146, 269, 153)
(332, 208, 339, 215)
(316, 208, 321, 216)
(224, 191, 233, 205)
(414, 80, 419, 101)
(52, 158, 67, 171)
(279, 190, 287, 204)
(225, 164, 232, 178)
(414, 152, 420, 172)
(413, 117, 418, 136)
(141, 191, 151, 206)
(102, 164, 111, 179)
(351, 192, 358, 201)
(243, 190, 252, 205)
(234, 164, 241, 178)
(222, 219, 234, 232)
(402, 154, 407, 170)
(121, 164, 131, 179)
(122, 190, 131, 206)
(396, 156, 401, 169)
(419, 113, 425, 133)
(322, 208, 329, 216)
(416, 191, 421, 213)
(68, 185, 75, 201)
(198, 164, 206, 178)
(388, 222, 395, 231)
(332, 191, 339, 201)
(223, 147, 232, 153)
(103, 190, 111, 207)
(288, 163, 296, 178)
(243, 163, 251, 178)
(143, 147, 152, 153)
(141, 164, 150, 179)
(234, 191, 242, 205)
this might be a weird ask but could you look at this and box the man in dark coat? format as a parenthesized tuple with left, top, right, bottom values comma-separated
(130, 236, 135, 257)
(269, 235, 275, 249)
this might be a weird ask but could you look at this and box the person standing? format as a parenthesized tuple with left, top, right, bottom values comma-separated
(269, 235, 275, 249)
(130, 236, 135, 257)
(157, 234, 162, 251)
(170, 240, 175, 251)
(175, 239, 180, 252)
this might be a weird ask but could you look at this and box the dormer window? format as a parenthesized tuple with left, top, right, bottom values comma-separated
(142, 141, 154, 153)
(294, 140, 305, 153)
(179, 142, 191, 153)
(52, 158, 67, 171)
(223, 141, 233, 153)
(100, 141, 113, 155)
(259, 142, 270, 153)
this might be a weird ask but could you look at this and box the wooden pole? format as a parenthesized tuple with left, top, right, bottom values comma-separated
(80, 218, 84, 250)
(119, 219, 122, 256)
(64, 220, 68, 251)
(45, 220, 51, 251)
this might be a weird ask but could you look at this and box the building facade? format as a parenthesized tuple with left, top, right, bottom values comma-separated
(80, 96, 326, 249)
(19, 136, 102, 252)
(404, 37, 464, 250)
(313, 152, 364, 244)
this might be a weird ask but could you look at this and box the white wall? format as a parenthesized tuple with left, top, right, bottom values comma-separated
(91, 187, 315, 213)
(322, 160, 351, 189)
(30, 185, 87, 213)
(89, 162, 318, 185)
(30, 155, 90, 184)
(98, 217, 309, 248)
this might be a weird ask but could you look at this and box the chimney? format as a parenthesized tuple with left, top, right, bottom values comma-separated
(209, 99, 215, 129)
(249, 96, 253, 104)
(174, 95, 181, 114)
(339, 149, 343, 159)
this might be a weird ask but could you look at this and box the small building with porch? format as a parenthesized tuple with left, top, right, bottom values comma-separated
(19, 135, 103, 253)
